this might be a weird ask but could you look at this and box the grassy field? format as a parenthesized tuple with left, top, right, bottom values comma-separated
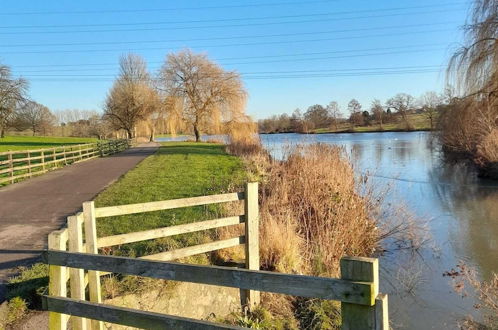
(313, 113, 433, 134)
(94, 142, 246, 257)
(0, 136, 97, 152)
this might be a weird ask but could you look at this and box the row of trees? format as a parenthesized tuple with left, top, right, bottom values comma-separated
(258, 91, 450, 133)
(104, 50, 250, 141)
(0, 64, 60, 137)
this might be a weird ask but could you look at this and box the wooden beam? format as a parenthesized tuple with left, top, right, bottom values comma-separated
(375, 293, 389, 330)
(42, 295, 243, 330)
(97, 215, 245, 248)
(82, 201, 103, 330)
(94, 192, 245, 218)
(68, 215, 88, 330)
(48, 229, 69, 330)
(42, 250, 374, 305)
(243, 182, 260, 309)
(142, 236, 244, 261)
(340, 257, 379, 330)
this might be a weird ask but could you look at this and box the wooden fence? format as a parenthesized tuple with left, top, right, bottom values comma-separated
(42, 182, 389, 330)
(0, 139, 129, 186)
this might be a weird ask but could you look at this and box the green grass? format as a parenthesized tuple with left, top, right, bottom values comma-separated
(0, 136, 97, 152)
(94, 142, 247, 257)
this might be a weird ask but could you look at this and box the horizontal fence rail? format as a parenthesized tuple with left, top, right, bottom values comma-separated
(0, 139, 129, 186)
(42, 295, 243, 330)
(97, 215, 245, 248)
(94, 192, 244, 218)
(43, 250, 374, 306)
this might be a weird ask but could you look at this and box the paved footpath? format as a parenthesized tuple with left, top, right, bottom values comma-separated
(0, 142, 159, 300)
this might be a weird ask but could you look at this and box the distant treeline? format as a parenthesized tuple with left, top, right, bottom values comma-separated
(258, 91, 451, 133)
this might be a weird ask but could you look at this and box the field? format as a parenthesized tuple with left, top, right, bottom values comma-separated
(94, 142, 246, 257)
(313, 113, 433, 134)
(0, 136, 98, 152)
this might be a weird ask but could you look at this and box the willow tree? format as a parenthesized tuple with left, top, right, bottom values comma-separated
(104, 54, 160, 139)
(0, 64, 28, 138)
(158, 49, 247, 142)
(444, 0, 498, 168)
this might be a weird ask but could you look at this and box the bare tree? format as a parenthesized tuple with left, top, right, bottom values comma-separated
(0, 64, 28, 138)
(347, 99, 363, 128)
(326, 101, 341, 130)
(370, 99, 384, 130)
(419, 91, 444, 130)
(15, 101, 55, 135)
(386, 93, 415, 129)
(104, 54, 160, 139)
(159, 49, 247, 142)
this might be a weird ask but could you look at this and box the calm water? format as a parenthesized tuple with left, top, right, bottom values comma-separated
(158, 132, 498, 328)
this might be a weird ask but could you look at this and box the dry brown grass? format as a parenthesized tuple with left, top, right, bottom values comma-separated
(224, 134, 380, 277)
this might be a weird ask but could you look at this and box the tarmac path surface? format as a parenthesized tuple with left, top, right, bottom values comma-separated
(0, 142, 159, 301)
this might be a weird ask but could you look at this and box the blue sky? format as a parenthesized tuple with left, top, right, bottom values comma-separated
(0, 0, 470, 119)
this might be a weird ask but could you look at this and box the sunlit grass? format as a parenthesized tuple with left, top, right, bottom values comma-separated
(94, 142, 246, 257)
(0, 136, 97, 152)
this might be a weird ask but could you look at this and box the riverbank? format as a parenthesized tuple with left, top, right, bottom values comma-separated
(259, 113, 434, 135)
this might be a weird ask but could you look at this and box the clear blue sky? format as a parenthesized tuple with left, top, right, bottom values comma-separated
(0, 0, 470, 119)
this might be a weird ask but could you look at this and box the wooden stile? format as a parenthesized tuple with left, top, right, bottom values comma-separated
(82, 201, 103, 330)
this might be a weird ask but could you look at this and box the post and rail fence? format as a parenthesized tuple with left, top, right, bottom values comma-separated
(0, 139, 129, 186)
(42, 182, 389, 330)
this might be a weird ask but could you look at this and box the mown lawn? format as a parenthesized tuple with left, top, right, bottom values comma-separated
(0, 136, 97, 152)
(94, 142, 247, 257)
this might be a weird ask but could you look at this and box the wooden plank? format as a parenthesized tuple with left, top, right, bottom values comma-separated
(243, 182, 260, 309)
(82, 201, 104, 330)
(68, 216, 88, 330)
(94, 192, 245, 218)
(42, 295, 243, 330)
(375, 294, 389, 330)
(340, 257, 379, 330)
(142, 236, 245, 261)
(48, 230, 69, 330)
(97, 215, 245, 248)
(43, 250, 374, 305)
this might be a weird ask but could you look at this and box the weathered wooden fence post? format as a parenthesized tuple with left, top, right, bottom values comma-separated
(41, 150, 45, 171)
(340, 256, 388, 330)
(68, 215, 88, 330)
(48, 230, 69, 330)
(83, 201, 104, 330)
(243, 182, 260, 309)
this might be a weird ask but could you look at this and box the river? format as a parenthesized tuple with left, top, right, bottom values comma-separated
(158, 131, 498, 329)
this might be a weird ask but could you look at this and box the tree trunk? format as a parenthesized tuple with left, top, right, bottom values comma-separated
(126, 128, 133, 139)
(0, 127, 5, 138)
(193, 124, 200, 142)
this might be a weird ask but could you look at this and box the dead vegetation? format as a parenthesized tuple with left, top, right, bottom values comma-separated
(444, 263, 498, 329)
